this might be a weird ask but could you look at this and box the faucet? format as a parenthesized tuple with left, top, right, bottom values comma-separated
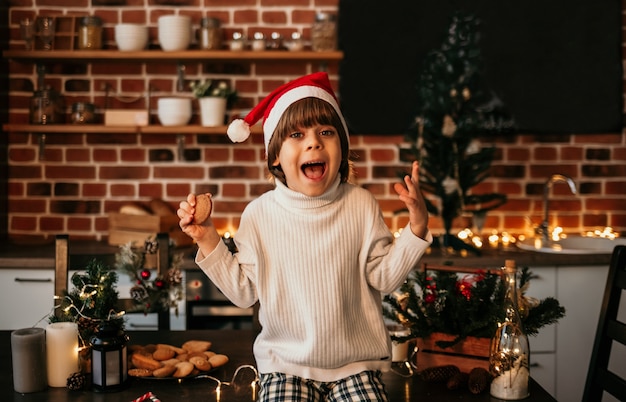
(537, 174, 577, 241)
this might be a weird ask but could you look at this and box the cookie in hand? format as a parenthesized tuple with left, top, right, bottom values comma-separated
(194, 194, 212, 225)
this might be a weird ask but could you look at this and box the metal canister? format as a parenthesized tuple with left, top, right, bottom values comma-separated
(200, 17, 222, 50)
(71, 102, 96, 124)
(78, 16, 103, 50)
(311, 12, 337, 52)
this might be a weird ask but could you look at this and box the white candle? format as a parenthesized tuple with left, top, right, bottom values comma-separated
(387, 325, 411, 362)
(46, 322, 79, 387)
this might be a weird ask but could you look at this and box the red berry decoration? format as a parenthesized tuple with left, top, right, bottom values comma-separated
(155, 279, 165, 289)
(140, 269, 151, 280)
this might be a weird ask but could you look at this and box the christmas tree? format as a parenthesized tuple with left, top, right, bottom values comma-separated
(405, 12, 514, 252)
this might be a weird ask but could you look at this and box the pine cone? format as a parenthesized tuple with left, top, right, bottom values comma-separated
(468, 367, 491, 394)
(446, 371, 469, 390)
(67, 372, 86, 391)
(130, 285, 149, 302)
(419, 365, 460, 382)
(167, 268, 183, 285)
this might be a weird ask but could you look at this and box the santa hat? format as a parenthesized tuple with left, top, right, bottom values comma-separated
(227, 72, 349, 151)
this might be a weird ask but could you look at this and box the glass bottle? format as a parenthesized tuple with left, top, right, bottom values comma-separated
(489, 260, 530, 400)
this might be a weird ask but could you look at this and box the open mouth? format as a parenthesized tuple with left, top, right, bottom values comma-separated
(301, 161, 326, 180)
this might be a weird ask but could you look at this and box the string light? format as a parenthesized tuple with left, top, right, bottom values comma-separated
(195, 364, 260, 401)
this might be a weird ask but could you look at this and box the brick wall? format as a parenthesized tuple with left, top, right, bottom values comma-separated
(4, 1, 626, 243)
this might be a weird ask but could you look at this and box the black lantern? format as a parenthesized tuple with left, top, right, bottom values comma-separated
(90, 322, 129, 392)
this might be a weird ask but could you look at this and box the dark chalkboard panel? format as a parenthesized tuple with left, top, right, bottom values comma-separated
(338, 0, 623, 134)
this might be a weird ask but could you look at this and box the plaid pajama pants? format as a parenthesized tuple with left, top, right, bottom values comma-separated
(258, 370, 389, 402)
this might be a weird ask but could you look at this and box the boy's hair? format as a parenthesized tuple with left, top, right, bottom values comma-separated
(267, 97, 353, 185)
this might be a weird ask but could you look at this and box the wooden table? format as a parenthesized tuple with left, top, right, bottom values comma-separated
(0, 330, 556, 401)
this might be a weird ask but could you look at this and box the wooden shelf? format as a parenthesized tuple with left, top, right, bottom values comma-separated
(2, 49, 343, 63)
(2, 49, 340, 139)
(2, 124, 263, 135)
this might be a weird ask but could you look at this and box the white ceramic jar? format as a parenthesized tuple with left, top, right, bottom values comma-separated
(158, 15, 191, 51)
(157, 97, 192, 126)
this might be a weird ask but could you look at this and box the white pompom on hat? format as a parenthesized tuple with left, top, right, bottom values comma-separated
(227, 72, 349, 151)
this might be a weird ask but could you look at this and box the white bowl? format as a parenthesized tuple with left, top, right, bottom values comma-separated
(158, 15, 191, 51)
(115, 24, 148, 51)
(157, 97, 192, 126)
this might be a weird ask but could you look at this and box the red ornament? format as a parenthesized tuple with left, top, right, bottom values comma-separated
(154, 279, 165, 289)
(425, 293, 436, 303)
(140, 269, 151, 280)
(456, 280, 473, 300)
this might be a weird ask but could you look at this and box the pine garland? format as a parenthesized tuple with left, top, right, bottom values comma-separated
(115, 238, 183, 315)
(383, 266, 565, 348)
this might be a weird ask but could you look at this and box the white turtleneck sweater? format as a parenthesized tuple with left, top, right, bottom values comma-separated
(196, 177, 432, 382)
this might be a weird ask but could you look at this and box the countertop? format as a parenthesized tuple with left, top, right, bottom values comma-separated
(0, 238, 614, 270)
(0, 329, 556, 402)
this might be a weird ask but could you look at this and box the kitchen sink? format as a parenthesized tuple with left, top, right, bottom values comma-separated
(517, 235, 626, 254)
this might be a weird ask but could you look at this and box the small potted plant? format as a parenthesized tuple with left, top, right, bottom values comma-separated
(190, 79, 237, 127)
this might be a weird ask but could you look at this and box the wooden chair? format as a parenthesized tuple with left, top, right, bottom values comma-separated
(54, 233, 171, 330)
(54, 234, 69, 320)
(582, 245, 626, 402)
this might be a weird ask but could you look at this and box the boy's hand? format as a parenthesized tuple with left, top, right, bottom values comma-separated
(393, 161, 429, 239)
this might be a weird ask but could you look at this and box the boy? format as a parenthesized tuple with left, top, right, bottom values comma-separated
(178, 72, 431, 401)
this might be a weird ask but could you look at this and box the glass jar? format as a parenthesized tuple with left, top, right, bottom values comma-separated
(267, 32, 283, 50)
(311, 12, 337, 52)
(78, 16, 103, 50)
(71, 102, 96, 124)
(199, 17, 222, 50)
(288, 32, 304, 52)
(30, 87, 63, 125)
(489, 260, 530, 400)
(251, 32, 265, 51)
(230, 32, 245, 51)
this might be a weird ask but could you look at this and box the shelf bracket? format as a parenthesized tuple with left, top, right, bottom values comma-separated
(177, 134, 185, 161)
(177, 63, 186, 92)
(38, 133, 46, 161)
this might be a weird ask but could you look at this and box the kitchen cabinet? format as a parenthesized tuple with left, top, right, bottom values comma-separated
(521, 265, 557, 397)
(525, 264, 626, 402)
(0, 268, 186, 331)
(2, 49, 342, 136)
(555, 265, 626, 402)
(0, 269, 54, 330)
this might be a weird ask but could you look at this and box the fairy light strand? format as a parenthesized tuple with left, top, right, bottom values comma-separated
(195, 364, 260, 401)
